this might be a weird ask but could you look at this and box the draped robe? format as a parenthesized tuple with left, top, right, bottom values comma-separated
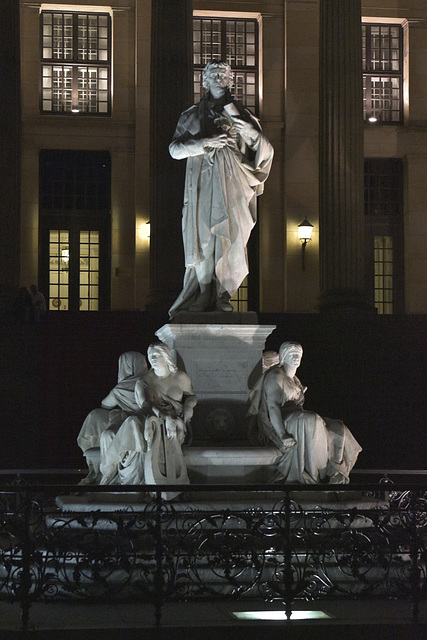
(168, 97, 274, 317)
(77, 351, 147, 484)
(99, 370, 194, 487)
(249, 366, 362, 484)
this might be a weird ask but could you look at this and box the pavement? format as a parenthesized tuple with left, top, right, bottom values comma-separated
(0, 598, 425, 639)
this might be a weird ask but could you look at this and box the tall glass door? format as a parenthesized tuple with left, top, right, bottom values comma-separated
(48, 229, 101, 310)
(39, 150, 111, 311)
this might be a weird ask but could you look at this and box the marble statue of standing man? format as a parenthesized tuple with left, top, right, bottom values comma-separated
(168, 60, 274, 317)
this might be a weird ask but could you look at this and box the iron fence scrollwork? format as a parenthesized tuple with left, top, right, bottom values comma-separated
(0, 481, 425, 631)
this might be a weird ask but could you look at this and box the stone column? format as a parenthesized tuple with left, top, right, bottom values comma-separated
(0, 0, 21, 291)
(319, 0, 368, 311)
(149, 0, 193, 312)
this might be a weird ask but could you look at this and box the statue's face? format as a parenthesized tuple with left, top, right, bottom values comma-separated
(282, 348, 303, 369)
(205, 65, 231, 99)
(148, 347, 167, 371)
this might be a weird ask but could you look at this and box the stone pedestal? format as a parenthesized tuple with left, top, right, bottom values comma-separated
(155, 321, 275, 444)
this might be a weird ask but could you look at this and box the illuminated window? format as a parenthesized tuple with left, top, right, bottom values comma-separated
(41, 12, 110, 114)
(193, 17, 258, 112)
(362, 24, 402, 123)
(47, 230, 100, 311)
(79, 231, 99, 311)
(374, 236, 393, 314)
(49, 230, 70, 310)
(230, 276, 248, 312)
(40, 150, 111, 311)
(364, 159, 404, 314)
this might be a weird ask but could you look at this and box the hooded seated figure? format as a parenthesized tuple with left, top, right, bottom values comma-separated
(99, 342, 197, 491)
(77, 351, 148, 484)
(248, 342, 362, 484)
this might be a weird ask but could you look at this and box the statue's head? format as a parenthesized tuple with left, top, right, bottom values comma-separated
(147, 341, 178, 373)
(262, 350, 280, 373)
(118, 351, 147, 381)
(202, 60, 234, 93)
(279, 342, 303, 368)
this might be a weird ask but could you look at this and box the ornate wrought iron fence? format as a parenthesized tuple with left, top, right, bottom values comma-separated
(0, 478, 425, 631)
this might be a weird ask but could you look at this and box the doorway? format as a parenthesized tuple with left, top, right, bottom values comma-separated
(39, 150, 111, 311)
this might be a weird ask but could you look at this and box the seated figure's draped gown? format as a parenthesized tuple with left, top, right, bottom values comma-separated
(248, 366, 362, 484)
(99, 372, 191, 487)
(77, 351, 147, 484)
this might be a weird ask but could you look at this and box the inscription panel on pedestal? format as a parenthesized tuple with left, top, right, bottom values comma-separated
(195, 359, 247, 393)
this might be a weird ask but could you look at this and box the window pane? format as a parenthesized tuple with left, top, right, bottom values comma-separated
(41, 11, 111, 115)
(374, 236, 393, 314)
(193, 16, 258, 114)
(363, 24, 402, 123)
(364, 76, 401, 123)
(230, 276, 248, 312)
(49, 230, 69, 310)
(80, 230, 99, 311)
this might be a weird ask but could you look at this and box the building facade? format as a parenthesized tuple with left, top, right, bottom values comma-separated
(3, 0, 427, 315)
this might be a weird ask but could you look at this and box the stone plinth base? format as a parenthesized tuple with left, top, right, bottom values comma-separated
(56, 490, 387, 522)
(170, 310, 259, 325)
(184, 446, 278, 483)
(155, 322, 275, 442)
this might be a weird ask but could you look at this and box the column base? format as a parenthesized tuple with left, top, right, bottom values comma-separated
(318, 289, 377, 317)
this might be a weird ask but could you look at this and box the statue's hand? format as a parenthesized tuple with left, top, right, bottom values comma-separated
(183, 406, 193, 424)
(231, 118, 260, 146)
(144, 419, 155, 451)
(165, 416, 177, 440)
(203, 134, 228, 150)
(281, 435, 296, 449)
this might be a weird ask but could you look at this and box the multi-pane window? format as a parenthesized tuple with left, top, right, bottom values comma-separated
(49, 230, 70, 310)
(41, 12, 111, 114)
(373, 236, 394, 314)
(40, 151, 111, 311)
(362, 24, 402, 123)
(47, 230, 100, 311)
(364, 158, 402, 217)
(193, 18, 258, 112)
(364, 159, 404, 314)
(230, 277, 248, 312)
(79, 231, 100, 311)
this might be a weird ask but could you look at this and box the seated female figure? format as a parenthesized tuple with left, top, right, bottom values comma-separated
(99, 342, 197, 488)
(248, 342, 362, 484)
(77, 351, 147, 484)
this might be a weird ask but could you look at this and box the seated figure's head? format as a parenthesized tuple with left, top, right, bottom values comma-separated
(279, 342, 303, 369)
(147, 341, 178, 374)
(118, 351, 147, 381)
(262, 350, 279, 373)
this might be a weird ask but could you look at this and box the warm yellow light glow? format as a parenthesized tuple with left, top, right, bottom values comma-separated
(298, 218, 314, 243)
(232, 610, 332, 621)
(40, 4, 113, 15)
(137, 220, 151, 244)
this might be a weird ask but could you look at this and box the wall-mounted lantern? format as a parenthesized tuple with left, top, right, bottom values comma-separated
(298, 218, 313, 270)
